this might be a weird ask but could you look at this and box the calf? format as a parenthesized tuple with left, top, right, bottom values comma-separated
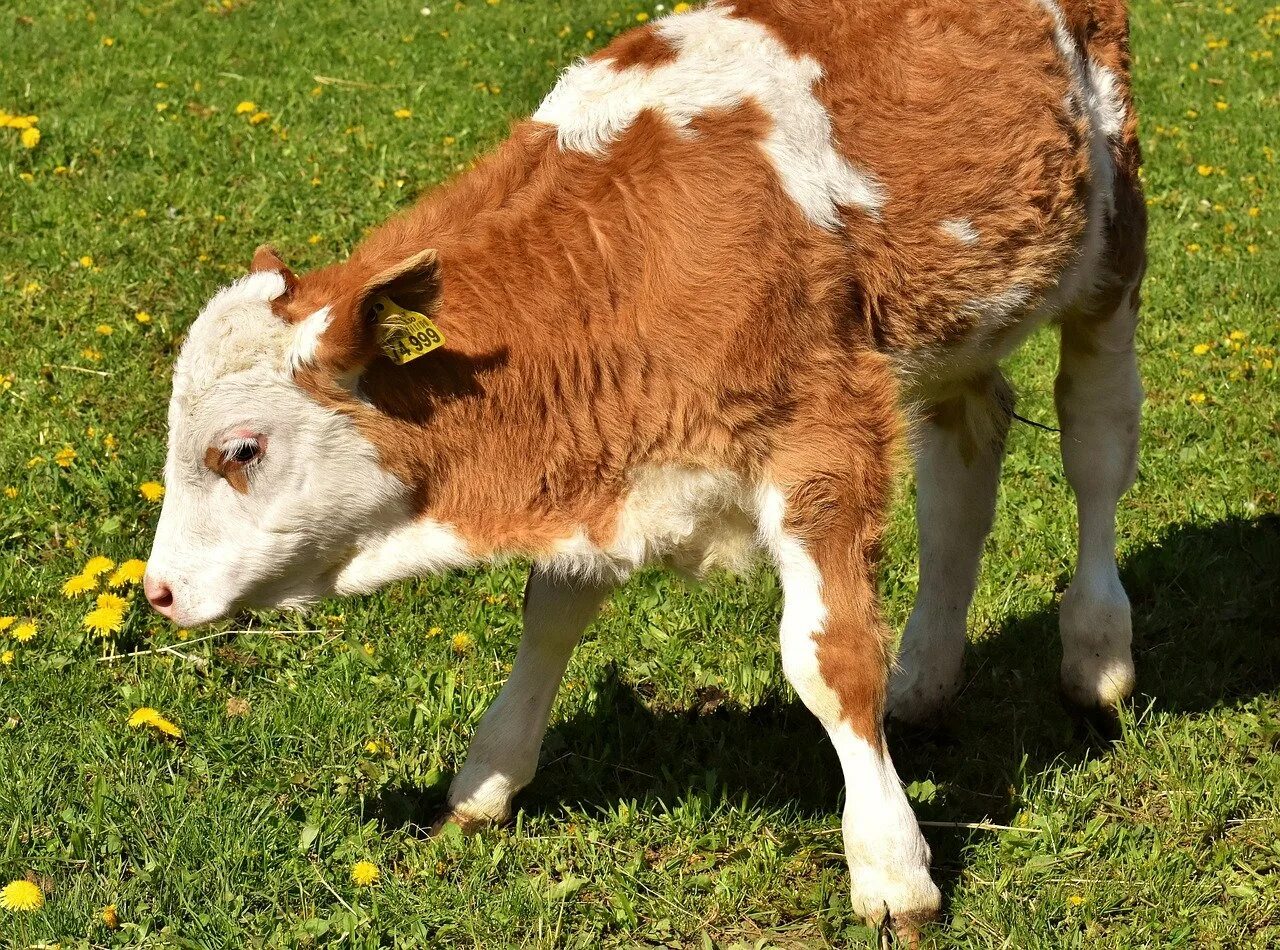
(145, 0, 1145, 936)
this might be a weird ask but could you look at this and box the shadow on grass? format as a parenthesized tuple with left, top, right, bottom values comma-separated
(377, 514, 1279, 878)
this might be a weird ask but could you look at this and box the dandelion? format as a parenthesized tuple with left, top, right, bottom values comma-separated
(139, 482, 165, 502)
(364, 739, 392, 755)
(249, 111, 270, 125)
(101, 904, 119, 929)
(84, 605, 125, 636)
(235, 100, 257, 114)
(108, 559, 147, 587)
(1196, 165, 1213, 177)
(362, 642, 375, 656)
(127, 707, 182, 737)
(1185, 243, 1201, 254)
(96, 324, 114, 335)
(308, 233, 321, 244)
(1193, 343, 1212, 355)
(1189, 391, 1207, 405)
(55, 446, 77, 468)
(450, 632, 472, 654)
(1067, 894, 1085, 906)
(96, 592, 128, 612)
(20, 127, 39, 149)
(394, 108, 412, 119)
(427, 625, 442, 637)
(635, 11, 650, 20)
(12, 622, 36, 643)
(0, 879, 43, 911)
(1215, 100, 1229, 111)
(351, 861, 380, 886)
(1, 650, 13, 666)
(1229, 330, 1247, 341)
(135, 311, 152, 323)
(84, 556, 115, 577)
(0, 617, 12, 632)
(674, 2, 692, 11)
(101, 35, 115, 46)
(62, 574, 97, 597)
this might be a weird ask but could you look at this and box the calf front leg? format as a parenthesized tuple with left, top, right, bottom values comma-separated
(759, 484, 940, 939)
(442, 567, 612, 830)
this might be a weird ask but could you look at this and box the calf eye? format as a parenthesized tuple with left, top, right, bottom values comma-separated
(228, 441, 260, 464)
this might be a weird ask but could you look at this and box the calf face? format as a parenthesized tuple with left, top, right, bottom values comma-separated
(145, 262, 414, 626)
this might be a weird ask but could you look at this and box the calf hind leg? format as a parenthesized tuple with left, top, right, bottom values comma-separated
(889, 373, 1013, 723)
(442, 567, 612, 829)
(1056, 287, 1143, 711)
(759, 485, 940, 938)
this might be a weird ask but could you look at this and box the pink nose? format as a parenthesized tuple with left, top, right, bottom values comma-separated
(144, 575, 176, 618)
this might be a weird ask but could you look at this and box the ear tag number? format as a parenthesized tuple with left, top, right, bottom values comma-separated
(372, 295, 445, 365)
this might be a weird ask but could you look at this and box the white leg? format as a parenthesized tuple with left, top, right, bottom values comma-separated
(758, 486, 940, 936)
(445, 568, 612, 826)
(889, 375, 1012, 723)
(1056, 293, 1143, 709)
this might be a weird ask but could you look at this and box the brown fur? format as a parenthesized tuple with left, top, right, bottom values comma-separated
(266, 0, 1143, 740)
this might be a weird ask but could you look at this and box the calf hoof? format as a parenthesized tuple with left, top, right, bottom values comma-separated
(1059, 579, 1134, 712)
(427, 808, 494, 837)
(850, 865, 942, 946)
(1060, 652, 1134, 713)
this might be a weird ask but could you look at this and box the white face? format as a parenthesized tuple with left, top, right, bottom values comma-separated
(145, 272, 411, 626)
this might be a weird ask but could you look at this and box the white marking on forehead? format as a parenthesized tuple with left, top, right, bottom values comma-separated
(939, 219, 979, 245)
(533, 3, 884, 229)
(288, 306, 332, 372)
(174, 271, 294, 403)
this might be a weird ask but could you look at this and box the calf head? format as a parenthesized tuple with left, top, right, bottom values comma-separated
(145, 246, 439, 626)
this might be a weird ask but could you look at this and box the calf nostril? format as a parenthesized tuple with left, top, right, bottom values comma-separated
(144, 576, 174, 611)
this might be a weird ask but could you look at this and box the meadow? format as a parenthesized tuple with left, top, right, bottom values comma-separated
(1, 0, 1277, 946)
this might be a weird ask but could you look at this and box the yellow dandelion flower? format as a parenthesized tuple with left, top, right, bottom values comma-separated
(96, 323, 114, 335)
(20, 127, 40, 149)
(26, 455, 45, 468)
(101, 35, 115, 46)
(102, 903, 119, 929)
(82, 347, 102, 361)
(427, 625, 442, 637)
(0, 879, 43, 911)
(79, 255, 94, 268)
(135, 311, 152, 323)
(1229, 330, 1247, 341)
(1215, 101, 1228, 111)
(450, 632, 472, 654)
(1247, 244, 1259, 254)
(0, 649, 13, 666)
(18, 172, 34, 183)
(96, 592, 128, 612)
(1067, 894, 1085, 907)
(1185, 243, 1201, 253)
(394, 108, 412, 119)
(84, 556, 115, 577)
(84, 605, 125, 636)
(139, 481, 165, 502)
(1193, 343, 1212, 355)
(1196, 165, 1213, 177)
(3, 487, 15, 499)
(362, 642, 375, 656)
(62, 573, 97, 596)
(12, 622, 36, 643)
(308, 233, 321, 244)
(1188, 391, 1207, 405)
(235, 100, 257, 114)
(20, 281, 40, 296)
(55, 446, 77, 468)
(249, 111, 270, 125)
(674, 2, 692, 11)
(108, 559, 147, 587)
(127, 707, 183, 737)
(635, 11, 650, 21)
(351, 861, 380, 886)
(364, 739, 392, 755)
(0, 617, 12, 631)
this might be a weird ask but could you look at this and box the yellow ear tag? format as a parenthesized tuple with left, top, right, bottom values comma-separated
(372, 295, 445, 365)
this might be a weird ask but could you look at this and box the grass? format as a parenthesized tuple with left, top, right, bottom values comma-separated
(1, 0, 1277, 946)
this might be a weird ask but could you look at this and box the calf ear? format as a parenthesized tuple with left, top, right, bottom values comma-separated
(312, 248, 442, 375)
(250, 244, 299, 294)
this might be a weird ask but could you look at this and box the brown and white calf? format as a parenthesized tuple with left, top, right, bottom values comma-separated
(145, 0, 1145, 934)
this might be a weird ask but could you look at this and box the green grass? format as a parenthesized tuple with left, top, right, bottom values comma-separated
(1, 0, 1277, 946)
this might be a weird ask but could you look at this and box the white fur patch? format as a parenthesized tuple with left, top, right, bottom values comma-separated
(332, 515, 475, 594)
(540, 466, 756, 581)
(939, 218, 979, 245)
(533, 4, 884, 230)
(288, 305, 332, 372)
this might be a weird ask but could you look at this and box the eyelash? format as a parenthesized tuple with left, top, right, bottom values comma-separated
(223, 438, 260, 466)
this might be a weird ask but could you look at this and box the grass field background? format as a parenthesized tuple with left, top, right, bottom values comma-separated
(1, 0, 1277, 946)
